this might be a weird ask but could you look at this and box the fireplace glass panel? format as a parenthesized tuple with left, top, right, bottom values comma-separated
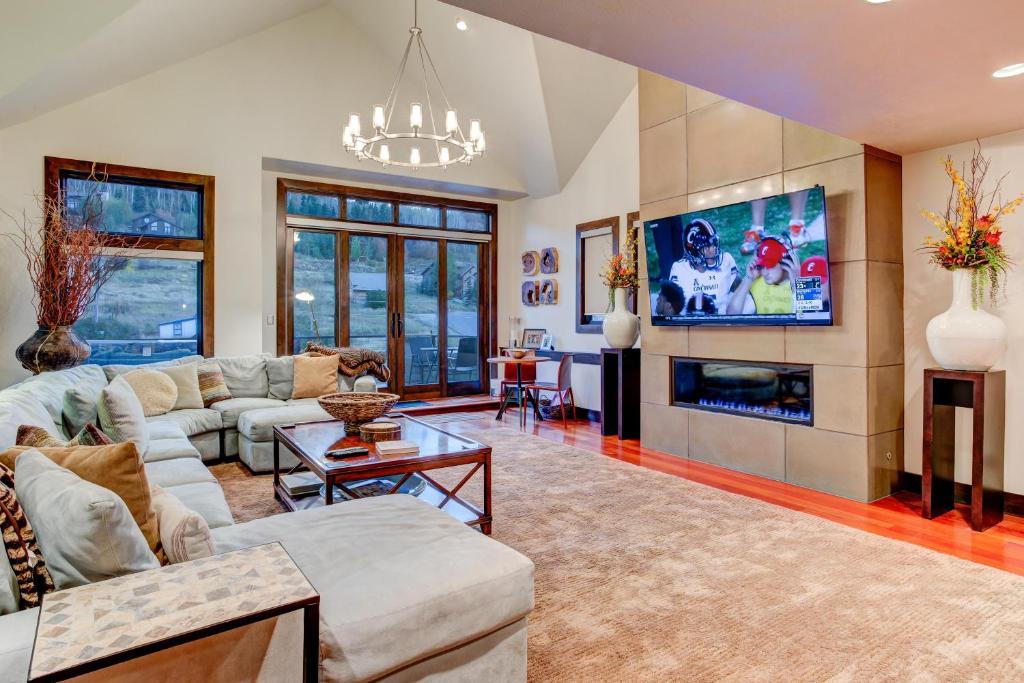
(672, 358, 812, 425)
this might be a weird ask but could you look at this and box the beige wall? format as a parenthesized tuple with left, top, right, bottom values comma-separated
(903, 128, 1024, 493)
(504, 86, 640, 410)
(637, 71, 904, 502)
(0, 5, 524, 388)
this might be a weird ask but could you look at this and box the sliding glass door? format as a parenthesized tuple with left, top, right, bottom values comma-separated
(287, 229, 488, 398)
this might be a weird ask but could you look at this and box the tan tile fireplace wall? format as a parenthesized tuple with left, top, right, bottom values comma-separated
(638, 71, 904, 503)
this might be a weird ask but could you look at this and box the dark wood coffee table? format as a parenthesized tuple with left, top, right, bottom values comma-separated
(272, 414, 492, 534)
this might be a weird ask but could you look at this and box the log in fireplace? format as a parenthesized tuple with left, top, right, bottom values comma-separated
(672, 358, 812, 425)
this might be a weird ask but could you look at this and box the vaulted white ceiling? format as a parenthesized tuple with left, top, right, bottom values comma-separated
(442, 0, 1024, 155)
(0, 0, 636, 199)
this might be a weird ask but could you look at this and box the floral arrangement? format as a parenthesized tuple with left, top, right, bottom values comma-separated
(921, 145, 1023, 307)
(3, 172, 140, 328)
(600, 228, 639, 307)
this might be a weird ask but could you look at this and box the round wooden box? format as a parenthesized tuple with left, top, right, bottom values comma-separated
(359, 421, 402, 443)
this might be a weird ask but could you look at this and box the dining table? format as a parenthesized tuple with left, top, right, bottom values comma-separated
(487, 355, 551, 427)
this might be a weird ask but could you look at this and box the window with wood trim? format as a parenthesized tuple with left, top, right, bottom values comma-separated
(45, 157, 215, 365)
(277, 178, 497, 398)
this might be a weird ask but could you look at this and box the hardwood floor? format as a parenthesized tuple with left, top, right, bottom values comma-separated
(425, 406, 1024, 577)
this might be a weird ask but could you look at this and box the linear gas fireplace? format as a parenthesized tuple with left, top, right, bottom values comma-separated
(672, 358, 813, 426)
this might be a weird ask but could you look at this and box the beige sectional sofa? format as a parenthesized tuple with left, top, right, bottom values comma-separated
(0, 359, 533, 682)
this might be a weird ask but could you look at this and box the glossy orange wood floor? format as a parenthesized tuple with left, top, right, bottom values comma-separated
(429, 406, 1024, 577)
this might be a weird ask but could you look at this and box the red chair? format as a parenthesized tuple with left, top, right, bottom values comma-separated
(525, 354, 575, 427)
(499, 350, 536, 415)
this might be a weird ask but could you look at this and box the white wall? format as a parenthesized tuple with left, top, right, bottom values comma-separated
(504, 86, 640, 409)
(903, 128, 1024, 492)
(0, 5, 522, 387)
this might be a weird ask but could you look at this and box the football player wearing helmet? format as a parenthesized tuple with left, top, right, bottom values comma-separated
(668, 218, 739, 315)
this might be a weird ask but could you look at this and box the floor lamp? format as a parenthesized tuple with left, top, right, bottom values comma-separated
(294, 290, 321, 344)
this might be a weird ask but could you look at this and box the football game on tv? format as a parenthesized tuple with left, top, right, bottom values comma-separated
(643, 185, 832, 327)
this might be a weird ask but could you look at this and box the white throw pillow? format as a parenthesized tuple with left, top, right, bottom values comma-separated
(62, 385, 99, 436)
(150, 486, 213, 564)
(97, 376, 150, 453)
(14, 450, 159, 590)
(160, 363, 204, 410)
(121, 369, 178, 417)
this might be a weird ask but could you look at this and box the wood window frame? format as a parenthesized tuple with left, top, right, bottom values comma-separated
(576, 215, 620, 334)
(43, 156, 216, 357)
(276, 178, 498, 388)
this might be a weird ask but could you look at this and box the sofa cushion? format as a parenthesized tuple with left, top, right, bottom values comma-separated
(211, 496, 534, 683)
(102, 358, 194, 382)
(0, 607, 38, 680)
(266, 356, 294, 400)
(147, 420, 188, 441)
(237, 403, 332, 443)
(97, 376, 150, 454)
(148, 408, 223, 437)
(214, 354, 271, 399)
(352, 376, 378, 393)
(151, 485, 213, 564)
(15, 451, 159, 589)
(2, 442, 162, 562)
(16, 423, 112, 448)
(145, 457, 216, 489)
(0, 463, 55, 612)
(163, 482, 234, 529)
(17, 365, 108, 429)
(143, 436, 201, 463)
(62, 385, 100, 437)
(211, 398, 285, 430)
(160, 363, 204, 410)
(122, 369, 178, 417)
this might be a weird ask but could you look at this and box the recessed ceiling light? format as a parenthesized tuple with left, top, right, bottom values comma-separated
(865, 0, 891, 3)
(993, 63, 1024, 79)
(455, 18, 468, 31)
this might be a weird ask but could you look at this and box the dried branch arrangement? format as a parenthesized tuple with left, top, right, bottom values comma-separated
(3, 169, 143, 328)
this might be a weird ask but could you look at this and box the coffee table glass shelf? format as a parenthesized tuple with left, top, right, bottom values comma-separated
(273, 414, 492, 534)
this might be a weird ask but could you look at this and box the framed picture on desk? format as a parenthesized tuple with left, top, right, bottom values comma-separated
(522, 328, 546, 349)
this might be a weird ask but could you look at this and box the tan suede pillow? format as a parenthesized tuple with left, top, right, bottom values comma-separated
(0, 443, 164, 564)
(121, 369, 178, 417)
(292, 353, 339, 399)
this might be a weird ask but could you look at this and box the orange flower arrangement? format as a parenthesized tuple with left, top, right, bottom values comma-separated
(921, 144, 1023, 307)
(600, 228, 638, 307)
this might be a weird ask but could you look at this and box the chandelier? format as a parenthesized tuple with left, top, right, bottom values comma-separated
(342, 0, 485, 169)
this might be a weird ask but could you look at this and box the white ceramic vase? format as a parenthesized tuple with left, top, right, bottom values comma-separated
(925, 269, 1007, 371)
(602, 288, 640, 349)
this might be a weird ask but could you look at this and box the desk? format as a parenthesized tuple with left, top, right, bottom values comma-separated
(487, 356, 551, 427)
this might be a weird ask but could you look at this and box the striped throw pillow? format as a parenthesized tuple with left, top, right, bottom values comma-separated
(16, 424, 113, 449)
(198, 362, 232, 407)
(0, 463, 55, 610)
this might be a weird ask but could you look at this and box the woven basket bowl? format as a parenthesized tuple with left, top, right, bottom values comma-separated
(318, 392, 401, 434)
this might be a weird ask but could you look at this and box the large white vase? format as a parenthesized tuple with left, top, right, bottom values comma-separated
(925, 269, 1007, 371)
(602, 288, 640, 349)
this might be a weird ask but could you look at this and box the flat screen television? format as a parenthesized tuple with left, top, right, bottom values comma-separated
(643, 185, 832, 327)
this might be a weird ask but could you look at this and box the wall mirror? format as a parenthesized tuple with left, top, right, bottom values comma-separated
(575, 216, 620, 333)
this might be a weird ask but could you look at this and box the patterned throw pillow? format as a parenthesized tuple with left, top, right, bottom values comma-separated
(16, 424, 113, 449)
(0, 464, 55, 610)
(198, 362, 232, 407)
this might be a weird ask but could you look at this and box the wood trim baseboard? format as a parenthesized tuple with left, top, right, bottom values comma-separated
(899, 472, 1024, 518)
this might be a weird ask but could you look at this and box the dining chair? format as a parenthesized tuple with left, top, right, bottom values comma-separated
(524, 354, 575, 427)
(499, 349, 536, 415)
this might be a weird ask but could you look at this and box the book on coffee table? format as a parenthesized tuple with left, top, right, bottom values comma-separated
(375, 440, 420, 455)
(281, 472, 322, 498)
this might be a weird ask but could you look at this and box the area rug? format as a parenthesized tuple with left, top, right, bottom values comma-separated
(212, 428, 1024, 681)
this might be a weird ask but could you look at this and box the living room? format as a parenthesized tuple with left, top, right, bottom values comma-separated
(2, 0, 1024, 680)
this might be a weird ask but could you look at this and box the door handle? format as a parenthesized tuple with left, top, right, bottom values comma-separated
(396, 314, 404, 338)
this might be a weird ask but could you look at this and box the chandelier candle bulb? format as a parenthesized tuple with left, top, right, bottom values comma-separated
(347, 113, 361, 137)
(410, 103, 423, 130)
(342, 125, 353, 147)
(439, 147, 450, 164)
(410, 147, 421, 165)
(476, 132, 486, 153)
(469, 119, 482, 142)
(372, 105, 385, 129)
(379, 144, 390, 162)
(445, 109, 458, 133)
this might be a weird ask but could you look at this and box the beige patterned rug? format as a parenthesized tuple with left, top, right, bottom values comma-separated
(213, 428, 1024, 681)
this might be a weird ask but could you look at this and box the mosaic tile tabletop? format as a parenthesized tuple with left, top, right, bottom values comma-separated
(30, 542, 318, 679)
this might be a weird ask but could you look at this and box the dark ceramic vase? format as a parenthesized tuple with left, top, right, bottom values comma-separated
(15, 326, 91, 375)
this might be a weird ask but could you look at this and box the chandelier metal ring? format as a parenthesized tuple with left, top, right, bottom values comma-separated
(342, 0, 485, 170)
